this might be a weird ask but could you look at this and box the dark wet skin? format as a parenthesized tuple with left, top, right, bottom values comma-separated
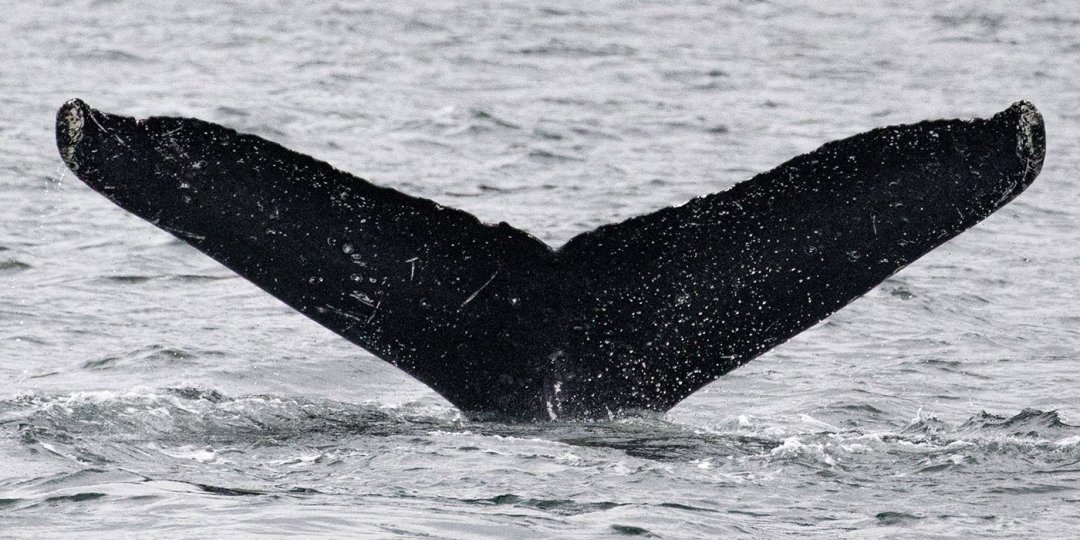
(56, 99, 1044, 420)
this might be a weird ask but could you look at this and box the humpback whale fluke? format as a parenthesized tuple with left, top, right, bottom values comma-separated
(56, 99, 1045, 420)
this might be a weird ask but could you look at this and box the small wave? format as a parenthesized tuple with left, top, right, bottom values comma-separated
(957, 409, 1070, 438)
(900, 412, 952, 436)
(610, 524, 659, 537)
(528, 149, 584, 162)
(0, 472, 278, 515)
(823, 401, 887, 417)
(888, 285, 915, 299)
(477, 183, 534, 194)
(0, 491, 109, 512)
(406, 105, 523, 137)
(516, 39, 637, 57)
(71, 48, 149, 63)
(43, 492, 107, 504)
(214, 106, 251, 119)
(0, 259, 31, 273)
(463, 493, 622, 516)
(100, 275, 156, 284)
(164, 387, 227, 403)
(193, 483, 264, 496)
(80, 345, 200, 370)
(986, 483, 1074, 495)
(532, 127, 564, 140)
(470, 109, 520, 130)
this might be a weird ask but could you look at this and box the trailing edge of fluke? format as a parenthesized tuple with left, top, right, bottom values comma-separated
(56, 98, 1045, 420)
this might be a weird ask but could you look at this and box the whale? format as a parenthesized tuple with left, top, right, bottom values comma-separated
(55, 99, 1045, 420)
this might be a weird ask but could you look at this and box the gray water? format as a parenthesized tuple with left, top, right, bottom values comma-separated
(2, 1, 1079, 537)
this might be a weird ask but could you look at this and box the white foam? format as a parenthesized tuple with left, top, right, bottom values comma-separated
(1055, 436, 1080, 447)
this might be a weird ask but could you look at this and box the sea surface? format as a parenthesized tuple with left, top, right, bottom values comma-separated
(2, 1, 1079, 537)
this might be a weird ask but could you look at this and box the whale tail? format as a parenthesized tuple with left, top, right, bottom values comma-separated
(57, 99, 1044, 420)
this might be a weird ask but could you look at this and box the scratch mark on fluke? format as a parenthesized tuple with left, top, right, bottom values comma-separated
(461, 271, 499, 308)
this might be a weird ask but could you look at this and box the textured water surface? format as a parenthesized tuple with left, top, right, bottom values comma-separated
(2, 1, 1079, 537)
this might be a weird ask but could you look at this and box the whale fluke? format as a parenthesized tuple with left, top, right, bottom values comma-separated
(56, 99, 1044, 420)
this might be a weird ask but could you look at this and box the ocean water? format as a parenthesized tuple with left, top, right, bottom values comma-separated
(2, 1, 1080, 537)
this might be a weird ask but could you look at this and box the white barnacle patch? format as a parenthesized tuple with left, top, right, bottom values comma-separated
(59, 102, 86, 171)
(1015, 101, 1043, 168)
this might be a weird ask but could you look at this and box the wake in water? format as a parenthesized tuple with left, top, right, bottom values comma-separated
(2, 384, 1078, 537)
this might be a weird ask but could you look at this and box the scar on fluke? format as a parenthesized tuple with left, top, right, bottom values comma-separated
(56, 98, 1044, 420)
(461, 271, 499, 308)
